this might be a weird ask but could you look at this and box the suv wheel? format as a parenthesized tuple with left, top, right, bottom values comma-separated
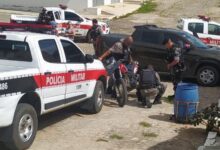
(4, 104, 38, 150)
(197, 66, 219, 86)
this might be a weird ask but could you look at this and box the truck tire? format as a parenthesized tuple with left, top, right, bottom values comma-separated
(4, 104, 38, 150)
(197, 65, 219, 86)
(81, 81, 104, 114)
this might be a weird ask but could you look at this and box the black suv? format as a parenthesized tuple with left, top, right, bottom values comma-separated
(99, 25, 220, 86)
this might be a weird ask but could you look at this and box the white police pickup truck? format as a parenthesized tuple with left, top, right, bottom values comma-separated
(10, 6, 110, 41)
(177, 16, 220, 46)
(0, 31, 107, 150)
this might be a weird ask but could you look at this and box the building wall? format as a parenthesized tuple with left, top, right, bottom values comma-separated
(93, 0, 122, 6)
(0, 0, 123, 12)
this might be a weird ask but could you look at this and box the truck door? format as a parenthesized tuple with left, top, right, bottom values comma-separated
(64, 11, 87, 36)
(38, 39, 67, 110)
(206, 23, 220, 46)
(187, 22, 207, 42)
(60, 39, 88, 103)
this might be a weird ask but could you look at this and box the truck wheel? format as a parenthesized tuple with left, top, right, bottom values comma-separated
(197, 66, 219, 86)
(4, 104, 38, 150)
(81, 81, 104, 114)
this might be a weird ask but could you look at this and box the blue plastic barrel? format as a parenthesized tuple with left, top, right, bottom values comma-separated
(174, 83, 199, 123)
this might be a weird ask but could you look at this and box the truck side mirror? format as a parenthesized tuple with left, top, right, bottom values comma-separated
(85, 54, 94, 63)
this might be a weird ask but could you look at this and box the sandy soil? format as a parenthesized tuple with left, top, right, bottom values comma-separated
(110, 0, 220, 34)
(1, 0, 220, 150)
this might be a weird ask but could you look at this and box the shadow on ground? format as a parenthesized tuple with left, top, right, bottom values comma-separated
(38, 105, 91, 130)
(148, 127, 206, 150)
(149, 113, 175, 123)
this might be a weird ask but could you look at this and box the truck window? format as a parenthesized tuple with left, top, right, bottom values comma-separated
(141, 31, 162, 45)
(208, 24, 220, 35)
(65, 11, 81, 21)
(61, 40, 84, 63)
(39, 39, 61, 63)
(54, 11, 61, 20)
(0, 40, 32, 62)
(47, 11, 54, 21)
(188, 23, 204, 33)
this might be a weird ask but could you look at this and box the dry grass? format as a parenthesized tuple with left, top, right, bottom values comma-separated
(139, 121, 152, 128)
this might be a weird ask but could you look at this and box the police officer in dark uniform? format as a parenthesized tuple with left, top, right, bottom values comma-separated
(90, 19, 103, 57)
(163, 38, 185, 92)
(38, 8, 51, 24)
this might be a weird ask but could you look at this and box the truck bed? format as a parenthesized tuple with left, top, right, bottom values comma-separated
(11, 14, 38, 23)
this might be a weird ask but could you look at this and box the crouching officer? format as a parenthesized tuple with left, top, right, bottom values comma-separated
(136, 65, 167, 108)
(163, 38, 185, 92)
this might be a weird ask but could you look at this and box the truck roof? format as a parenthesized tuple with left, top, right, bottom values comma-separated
(44, 7, 75, 13)
(180, 18, 220, 25)
(0, 31, 57, 41)
(134, 24, 185, 34)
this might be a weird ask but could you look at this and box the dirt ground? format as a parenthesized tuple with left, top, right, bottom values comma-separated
(1, 0, 220, 150)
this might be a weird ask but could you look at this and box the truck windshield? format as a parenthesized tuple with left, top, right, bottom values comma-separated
(177, 32, 208, 49)
(0, 40, 32, 61)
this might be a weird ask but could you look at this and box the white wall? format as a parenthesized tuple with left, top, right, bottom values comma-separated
(0, 0, 90, 12)
(0, 0, 123, 12)
(67, 0, 91, 12)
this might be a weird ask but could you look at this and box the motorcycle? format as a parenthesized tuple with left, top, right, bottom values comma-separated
(104, 57, 128, 107)
(120, 61, 139, 91)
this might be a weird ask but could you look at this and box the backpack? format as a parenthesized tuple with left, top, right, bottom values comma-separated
(139, 69, 158, 89)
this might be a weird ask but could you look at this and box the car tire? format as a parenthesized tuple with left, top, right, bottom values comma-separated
(197, 65, 219, 86)
(4, 104, 38, 150)
(81, 81, 104, 114)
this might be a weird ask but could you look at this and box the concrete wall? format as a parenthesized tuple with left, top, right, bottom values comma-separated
(0, 0, 123, 12)
(0, 0, 69, 12)
(93, 0, 123, 6)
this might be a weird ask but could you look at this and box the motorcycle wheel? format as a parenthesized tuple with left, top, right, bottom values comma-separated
(115, 79, 128, 107)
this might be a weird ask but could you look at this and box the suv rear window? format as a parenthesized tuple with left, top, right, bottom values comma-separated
(141, 31, 162, 44)
(0, 40, 32, 62)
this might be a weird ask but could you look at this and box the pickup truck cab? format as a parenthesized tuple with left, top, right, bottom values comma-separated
(0, 32, 107, 150)
(177, 17, 220, 46)
(10, 7, 110, 41)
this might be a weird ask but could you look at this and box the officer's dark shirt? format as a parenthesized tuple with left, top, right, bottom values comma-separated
(38, 12, 50, 24)
(166, 44, 185, 72)
(109, 40, 131, 62)
(167, 45, 181, 63)
(90, 25, 102, 41)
